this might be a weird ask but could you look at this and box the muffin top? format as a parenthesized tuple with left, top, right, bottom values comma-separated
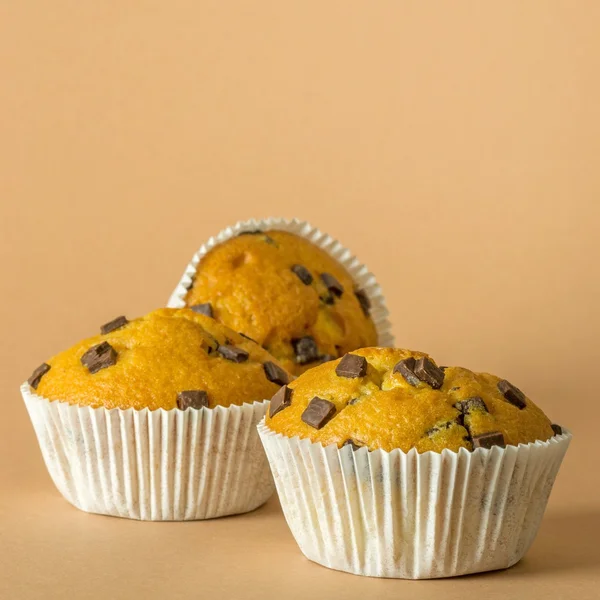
(27, 308, 291, 411)
(184, 230, 378, 375)
(265, 347, 558, 453)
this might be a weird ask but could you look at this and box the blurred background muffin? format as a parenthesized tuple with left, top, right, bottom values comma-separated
(179, 226, 380, 375)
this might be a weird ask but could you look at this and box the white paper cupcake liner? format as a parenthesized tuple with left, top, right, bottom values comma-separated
(21, 382, 275, 521)
(166, 217, 394, 348)
(258, 419, 571, 579)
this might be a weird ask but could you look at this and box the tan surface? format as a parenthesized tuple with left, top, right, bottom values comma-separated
(0, 1, 599, 598)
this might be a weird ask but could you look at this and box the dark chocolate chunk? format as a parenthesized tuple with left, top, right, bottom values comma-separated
(292, 336, 320, 365)
(190, 303, 214, 318)
(343, 439, 362, 451)
(455, 396, 489, 414)
(320, 273, 344, 297)
(28, 363, 51, 389)
(551, 423, 563, 436)
(393, 357, 420, 387)
(497, 380, 526, 409)
(301, 397, 337, 430)
(426, 421, 454, 437)
(472, 431, 506, 449)
(238, 230, 275, 244)
(354, 288, 371, 316)
(263, 361, 290, 386)
(239, 332, 258, 344)
(217, 344, 249, 363)
(291, 264, 313, 285)
(347, 397, 360, 405)
(100, 315, 128, 335)
(203, 333, 220, 354)
(414, 357, 445, 389)
(321, 293, 335, 305)
(81, 342, 117, 374)
(269, 385, 293, 418)
(335, 354, 368, 378)
(176, 390, 209, 410)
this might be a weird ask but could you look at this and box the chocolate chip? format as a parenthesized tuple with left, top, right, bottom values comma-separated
(301, 397, 336, 429)
(551, 423, 563, 436)
(335, 354, 368, 378)
(190, 303, 214, 318)
(450, 386, 461, 391)
(321, 293, 335, 305)
(343, 439, 362, 451)
(203, 333, 220, 354)
(100, 316, 128, 335)
(426, 421, 454, 437)
(292, 336, 320, 365)
(239, 230, 275, 245)
(320, 273, 344, 297)
(269, 385, 293, 418)
(217, 344, 249, 363)
(176, 390, 209, 410)
(263, 361, 290, 386)
(291, 264, 313, 285)
(455, 396, 489, 414)
(414, 357, 445, 389)
(393, 357, 420, 387)
(347, 397, 360, 405)
(472, 431, 506, 449)
(354, 288, 371, 316)
(497, 380, 526, 409)
(239, 332, 258, 344)
(81, 342, 117, 374)
(28, 363, 51, 389)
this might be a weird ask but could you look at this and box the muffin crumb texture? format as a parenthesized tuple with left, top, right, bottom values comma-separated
(30, 308, 290, 410)
(265, 347, 556, 452)
(184, 230, 378, 375)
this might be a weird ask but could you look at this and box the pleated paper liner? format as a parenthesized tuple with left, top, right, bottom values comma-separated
(258, 419, 571, 579)
(166, 217, 394, 348)
(21, 382, 274, 521)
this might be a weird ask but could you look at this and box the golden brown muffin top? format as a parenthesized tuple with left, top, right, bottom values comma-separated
(184, 230, 378, 375)
(265, 347, 559, 453)
(27, 308, 291, 411)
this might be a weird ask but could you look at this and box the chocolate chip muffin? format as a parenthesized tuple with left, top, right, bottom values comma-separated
(183, 230, 378, 375)
(28, 308, 290, 410)
(265, 347, 559, 453)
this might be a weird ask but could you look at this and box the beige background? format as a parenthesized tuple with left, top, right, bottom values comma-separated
(1, 1, 599, 598)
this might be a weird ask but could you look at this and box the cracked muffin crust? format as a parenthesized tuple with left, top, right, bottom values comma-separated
(265, 347, 558, 453)
(183, 230, 378, 375)
(28, 308, 291, 410)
